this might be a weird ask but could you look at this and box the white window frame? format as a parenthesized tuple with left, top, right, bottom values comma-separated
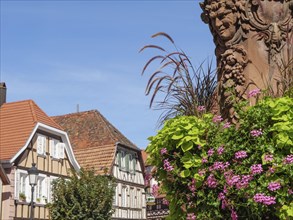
(15, 169, 30, 202)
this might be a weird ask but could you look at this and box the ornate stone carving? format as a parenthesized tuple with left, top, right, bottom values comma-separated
(200, 0, 292, 121)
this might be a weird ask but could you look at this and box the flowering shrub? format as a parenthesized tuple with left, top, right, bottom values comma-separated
(146, 96, 293, 219)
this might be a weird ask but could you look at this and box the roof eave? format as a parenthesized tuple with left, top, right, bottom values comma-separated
(10, 122, 80, 172)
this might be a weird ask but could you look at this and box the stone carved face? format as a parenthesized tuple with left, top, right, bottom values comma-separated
(210, 6, 237, 41)
(201, 0, 244, 43)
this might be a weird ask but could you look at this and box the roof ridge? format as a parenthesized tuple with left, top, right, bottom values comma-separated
(28, 100, 38, 123)
(51, 110, 96, 118)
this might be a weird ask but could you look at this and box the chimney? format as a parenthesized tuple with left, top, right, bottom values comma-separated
(0, 82, 7, 107)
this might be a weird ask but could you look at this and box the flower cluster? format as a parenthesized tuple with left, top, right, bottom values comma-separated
(250, 164, 263, 175)
(197, 106, 205, 112)
(206, 174, 218, 188)
(187, 213, 196, 220)
(235, 150, 247, 159)
(160, 147, 167, 155)
(248, 88, 261, 98)
(253, 193, 276, 205)
(163, 159, 174, 171)
(283, 155, 293, 164)
(217, 146, 224, 155)
(212, 115, 223, 123)
(268, 182, 281, 191)
(250, 129, 263, 137)
(264, 154, 274, 162)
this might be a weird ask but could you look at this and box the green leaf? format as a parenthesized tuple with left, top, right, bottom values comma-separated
(181, 141, 194, 152)
(180, 169, 191, 178)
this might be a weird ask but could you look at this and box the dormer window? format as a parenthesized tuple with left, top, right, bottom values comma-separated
(37, 134, 46, 156)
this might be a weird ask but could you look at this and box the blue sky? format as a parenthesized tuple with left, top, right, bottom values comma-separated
(0, 0, 215, 148)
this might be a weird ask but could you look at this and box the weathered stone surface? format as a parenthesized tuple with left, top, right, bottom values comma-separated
(201, 0, 292, 121)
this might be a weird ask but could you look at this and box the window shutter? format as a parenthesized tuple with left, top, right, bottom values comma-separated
(125, 154, 129, 172)
(49, 139, 54, 156)
(42, 177, 48, 202)
(133, 159, 136, 174)
(129, 155, 133, 173)
(117, 152, 121, 168)
(53, 143, 59, 158)
(59, 143, 65, 159)
(14, 170, 20, 199)
(37, 135, 45, 155)
(25, 176, 31, 201)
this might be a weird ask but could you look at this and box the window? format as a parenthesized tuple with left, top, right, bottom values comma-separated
(137, 189, 141, 208)
(36, 175, 48, 203)
(37, 134, 46, 156)
(121, 186, 127, 207)
(48, 176, 58, 202)
(118, 151, 126, 170)
(50, 139, 65, 159)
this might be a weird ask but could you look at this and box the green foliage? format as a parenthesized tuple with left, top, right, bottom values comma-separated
(146, 96, 293, 220)
(48, 168, 115, 220)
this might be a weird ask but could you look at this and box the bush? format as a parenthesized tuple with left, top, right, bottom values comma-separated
(146, 96, 293, 220)
(48, 168, 115, 220)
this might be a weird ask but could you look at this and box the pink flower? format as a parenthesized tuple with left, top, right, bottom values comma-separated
(163, 159, 174, 171)
(268, 182, 281, 191)
(231, 210, 238, 220)
(160, 148, 167, 155)
(235, 151, 248, 159)
(187, 213, 196, 220)
(197, 106, 206, 112)
(288, 189, 293, 195)
(217, 146, 224, 155)
(207, 174, 218, 188)
(253, 193, 276, 205)
(198, 169, 206, 176)
(213, 115, 223, 123)
(251, 164, 263, 175)
(268, 167, 275, 173)
(250, 129, 263, 137)
(264, 154, 274, 162)
(152, 184, 159, 197)
(283, 155, 293, 164)
(162, 198, 169, 205)
(226, 175, 241, 187)
(236, 175, 253, 189)
(221, 199, 228, 210)
(202, 157, 208, 164)
(188, 178, 196, 193)
(248, 88, 261, 98)
(218, 192, 225, 201)
(208, 148, 214, 156)
(223, 122, 231, 129)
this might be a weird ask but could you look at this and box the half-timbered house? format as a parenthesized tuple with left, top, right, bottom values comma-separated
(0, 99, 80, 220)
(53, 110, 147, 220)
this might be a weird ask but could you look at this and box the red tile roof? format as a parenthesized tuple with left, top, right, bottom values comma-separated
(52, 110, 139, 174)
(0, 100, 63, 161)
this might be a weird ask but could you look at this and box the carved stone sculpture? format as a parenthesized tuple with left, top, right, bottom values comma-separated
(200, 0, 293, 122)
